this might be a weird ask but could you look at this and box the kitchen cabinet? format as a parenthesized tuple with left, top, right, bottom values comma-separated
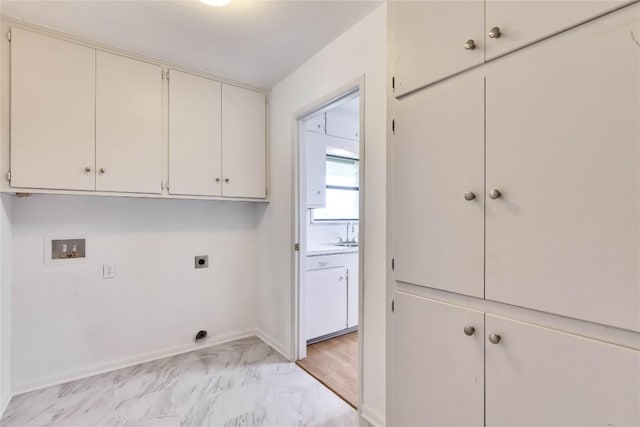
(485, 5, 640, 331)
(394, 73, 484, 298)
(305, 113, 325, 134)
(168, 70, 222, 197)
(305, 131, 326, 208)
(485, 315, 640, 426)
(221, 84, 266, 199)
(392, 0, 630, 96)
(390, 292, 484, 427)
(325, 100, 359, 141)
(96, 52, 162, 194)
(345, 252, 358, 328)
(10, 28, 96, 191)
(390, 293, 640, 426)
(306, 266, 348, 340)
(393, 5, 640, 331)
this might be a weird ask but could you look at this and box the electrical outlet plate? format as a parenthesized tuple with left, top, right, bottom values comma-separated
(103, 264, 115, 279)
(195, 255, 208, 269)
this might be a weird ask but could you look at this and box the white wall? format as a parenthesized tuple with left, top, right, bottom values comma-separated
(0, 195, 12, 413)
(10, 195, 260, 392)
(257, 4, 387, 424)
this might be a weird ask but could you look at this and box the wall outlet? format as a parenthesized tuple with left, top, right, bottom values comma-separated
(195, 255, 208, 269)
(103, 264, 116, 279)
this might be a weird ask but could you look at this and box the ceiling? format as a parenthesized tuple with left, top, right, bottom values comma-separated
(0, 0, 381, 88)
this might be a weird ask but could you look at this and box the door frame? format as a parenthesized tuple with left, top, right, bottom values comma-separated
(291, 76, 365, 409)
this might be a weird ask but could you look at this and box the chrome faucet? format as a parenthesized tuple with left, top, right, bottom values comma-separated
(345, 222, 356, 244)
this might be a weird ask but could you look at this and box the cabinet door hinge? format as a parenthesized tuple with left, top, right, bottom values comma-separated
(294, 243, 300, 251)
(392, 119, 395, 135)
(391, 299, 395, 313)
(166, 70, 170, 80)
(7, 30, 11, 42)
(6, 171, 11, 182)
(392, 76, 395, 91)
(161, 70, 164, 80)
(391, 257, 395, 271)
(161, 181, 164, 190)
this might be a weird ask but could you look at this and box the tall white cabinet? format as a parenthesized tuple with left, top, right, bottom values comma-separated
(389, 2, 640, 425)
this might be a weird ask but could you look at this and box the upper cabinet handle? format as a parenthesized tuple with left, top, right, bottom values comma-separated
(489, 189, 502, 199)
(488, 26, 502, 39)
(464, 39, 477, 50)
(84, 167, 92, 173)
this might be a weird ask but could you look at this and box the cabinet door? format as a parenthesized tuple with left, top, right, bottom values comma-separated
(10, 29, 96, 191)
(326, 109, 358, 141)
(485, 0, 629, 60)
(169, 70, 222, 196)
(306, 267, 348, 340)
(486, 315, 640, 426)
(221, 84, 266, 199)
(485, 5, 640, 331)
(393, 1, 484, 97)
(306, 132, 326, 208)
(346, 253, 358, 328)
(305, 113, 325, 134)
(96, 52, 162, 194)
(394, 74, 484, 298)
(390, 292, 484, 427)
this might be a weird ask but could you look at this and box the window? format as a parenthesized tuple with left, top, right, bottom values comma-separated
(312, 156, 359, 221)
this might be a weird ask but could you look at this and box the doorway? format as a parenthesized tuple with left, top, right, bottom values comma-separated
(293, 84, 363, 410)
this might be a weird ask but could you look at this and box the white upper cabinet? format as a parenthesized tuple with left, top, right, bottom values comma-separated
(325, 98, 359, 141)
(485, 6, 640, 332)
(305, 131, 326, 208)
(169, 70, 222, 197)
(305, 113, 325, 134)
(392, 0, 631, 96)
(393, 0, 484, 97)
(10, 28, 96, 191)
(96, 52, 162, 194)
(486, 315, 640, 426)
(484, 0, 629, 60)
(394, 73, 484, 298)
(390, 292, 484, 427)
(221, 84, 266, 199)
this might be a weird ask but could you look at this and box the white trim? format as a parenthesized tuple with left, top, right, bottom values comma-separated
(1, 388, 12, 418)
(11, 329, 256, 395)
(360, 403, 385, 427)
(254, 328, 291, 361)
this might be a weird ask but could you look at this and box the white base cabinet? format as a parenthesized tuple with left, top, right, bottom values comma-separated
(390, 292, 640, 427)
(306, 267, 348, 340)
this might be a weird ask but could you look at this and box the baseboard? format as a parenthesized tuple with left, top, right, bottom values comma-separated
(1, 388, 12, 418)
(360, 403, 385, 427)
(12, 328, 256, 396)
(254, 328, 291, 361)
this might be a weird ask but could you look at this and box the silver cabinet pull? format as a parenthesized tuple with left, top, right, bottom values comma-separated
(488, 26, 502, 39)
(488, 333, 501, 344)
(99, 168, 105, 174)
(489, 189, 502, 199)
(463, 326, 475, 336)
(464, 191, 476, 201)
(215, 178, 220, 182)
(225, 178, 230, 183)
(464, 39, 477, 50)
(84, 167, 92, 173)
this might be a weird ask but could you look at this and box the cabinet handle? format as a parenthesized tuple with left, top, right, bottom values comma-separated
(99, 168, 106, 174)
(464, 191, 476, 201)
(488, 333, 501, 344)
(84, 167, 92, 173)
(216, 178, 220, 183)
(463, 326, 475, 336)
(464, 39, 476, 50)
(488, 26, 502, 39)
(225, 178, 230, 183)
(489, 189, 502, 199)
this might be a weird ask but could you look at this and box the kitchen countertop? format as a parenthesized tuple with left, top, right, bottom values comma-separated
(307, 244, 359, 256)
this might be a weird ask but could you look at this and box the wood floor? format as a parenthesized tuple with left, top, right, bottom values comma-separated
(296, 331, 358, 408)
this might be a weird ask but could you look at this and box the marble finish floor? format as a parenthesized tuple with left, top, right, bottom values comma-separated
(1, 337, 360, 427)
